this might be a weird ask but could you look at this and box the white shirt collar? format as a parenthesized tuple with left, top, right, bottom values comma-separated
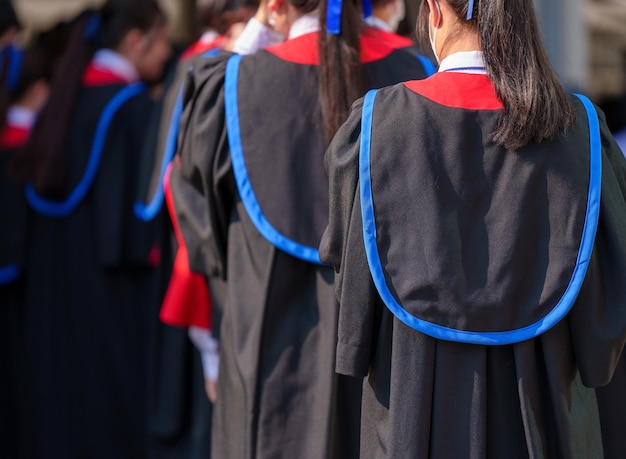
(364, 15, 393, 33)
(6, 106, 35, 129)
(288, 13, 320, 40)
(438, 51, 487, 74)
(92, 49, 140, 83)
(199, 30, 220, 44)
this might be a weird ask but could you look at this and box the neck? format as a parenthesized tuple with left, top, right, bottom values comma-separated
(438, 32, 481, 61)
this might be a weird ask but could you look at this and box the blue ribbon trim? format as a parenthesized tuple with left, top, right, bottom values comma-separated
(417, 55, 437, 77)
(26, 83, 146, 218)
(134, 85, 184, 222)
(359, 89, 602, 345)
(0, 265, 20, 285)
(225, 55, 323, 265)
(134, 47, 222, 221)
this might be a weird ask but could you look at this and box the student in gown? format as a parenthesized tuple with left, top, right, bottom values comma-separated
(136, 1, 253, 457)
(166, 0, 433, 457)
(12, 2, 171, 458)
(0, 34, 54, 459)
(365, 0, 436, 76)
(320, 0, 626, 457)
(366, 0, 406, 33)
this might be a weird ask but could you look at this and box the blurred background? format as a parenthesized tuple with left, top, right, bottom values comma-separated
(9, 0, 626, 124)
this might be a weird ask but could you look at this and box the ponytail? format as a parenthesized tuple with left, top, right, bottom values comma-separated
(319, 0, 364, 144)
(418, 0, 576, 150)
(479, 0, 575, 149)
(13, 12, 97, 196)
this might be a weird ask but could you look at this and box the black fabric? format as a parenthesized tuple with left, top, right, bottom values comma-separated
(22, 84, 159, 459)
(0, 144, 27, 459)
(139, 52, 214, 459)
(169, 42, 429, 458)
(236, 48, 429, 250)
(368, 87, 589, 332)
(320, 82, 626, 458)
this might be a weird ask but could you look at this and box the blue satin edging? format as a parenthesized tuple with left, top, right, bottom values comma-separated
(26, 83, 146, 218)
(134, 85, 184, 221)
(359, 89, 602, 345)
(225, 55, 323, 265)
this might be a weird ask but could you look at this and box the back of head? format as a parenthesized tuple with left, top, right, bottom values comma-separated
(417, 0, 576, 150)
(196, 0, 240, 35)
(100, 0, 165, 50)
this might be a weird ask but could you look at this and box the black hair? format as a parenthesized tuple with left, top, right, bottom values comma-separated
(0, 0, 20, 37)
(13, 0, 165, 197)
(196, 0, 242, 35)
(417, 0, 576, 150)
(319, 0, 364, 144)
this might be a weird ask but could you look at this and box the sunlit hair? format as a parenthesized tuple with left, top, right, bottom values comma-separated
(417, 0, 575, 150)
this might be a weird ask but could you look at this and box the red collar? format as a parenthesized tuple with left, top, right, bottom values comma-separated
(180, 35, 227, 61)
(404, 73, 503, 110)
(82, 64, 130, 87)
(0, 124, 29, 150)
(265, 28, 411, 65)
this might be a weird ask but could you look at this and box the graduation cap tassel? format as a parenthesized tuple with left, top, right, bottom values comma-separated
(0, 45, 23, 92)
(326, 0, 374, 35)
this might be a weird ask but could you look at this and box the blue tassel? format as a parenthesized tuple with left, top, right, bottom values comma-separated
(327, 0, 375, 35)
(0, 45, 23, 92)
(84, 13, 102, 41)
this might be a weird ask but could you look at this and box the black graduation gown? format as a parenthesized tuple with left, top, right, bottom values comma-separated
(319, 73, 626, 458)
(0, 126, 29, 459)
(135, 45, 217, 459)
(22, 75, 159, 459)
(168, 29, 431, 459)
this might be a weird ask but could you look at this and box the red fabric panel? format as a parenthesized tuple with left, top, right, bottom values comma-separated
(180, 36, 228, 61)
(0, 125, 29, 150)
(82, 64, 129, 87)
(265, 28, 410, 65)
(404, 73, 504, 110)
(159, 162, 212, 330)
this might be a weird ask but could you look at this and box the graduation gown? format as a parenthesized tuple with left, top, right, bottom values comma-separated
(168, 28, 431, 459)
(22, 67, 159, 459)
(0, 122, 29, 459)
(135, 42, 220, 459)
(319, 72, 626, 458)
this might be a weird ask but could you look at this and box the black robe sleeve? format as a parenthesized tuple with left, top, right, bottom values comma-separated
(169, 53, 235, 280)
(320, 98, 381, 378)
(569, 107, 626, 388)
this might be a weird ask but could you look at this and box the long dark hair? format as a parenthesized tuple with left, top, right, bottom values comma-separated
(13, 0, 165, 197)
(417, 0, 575, 150)
(0, 0, 20, 37)
(319, 0, 364, 144)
